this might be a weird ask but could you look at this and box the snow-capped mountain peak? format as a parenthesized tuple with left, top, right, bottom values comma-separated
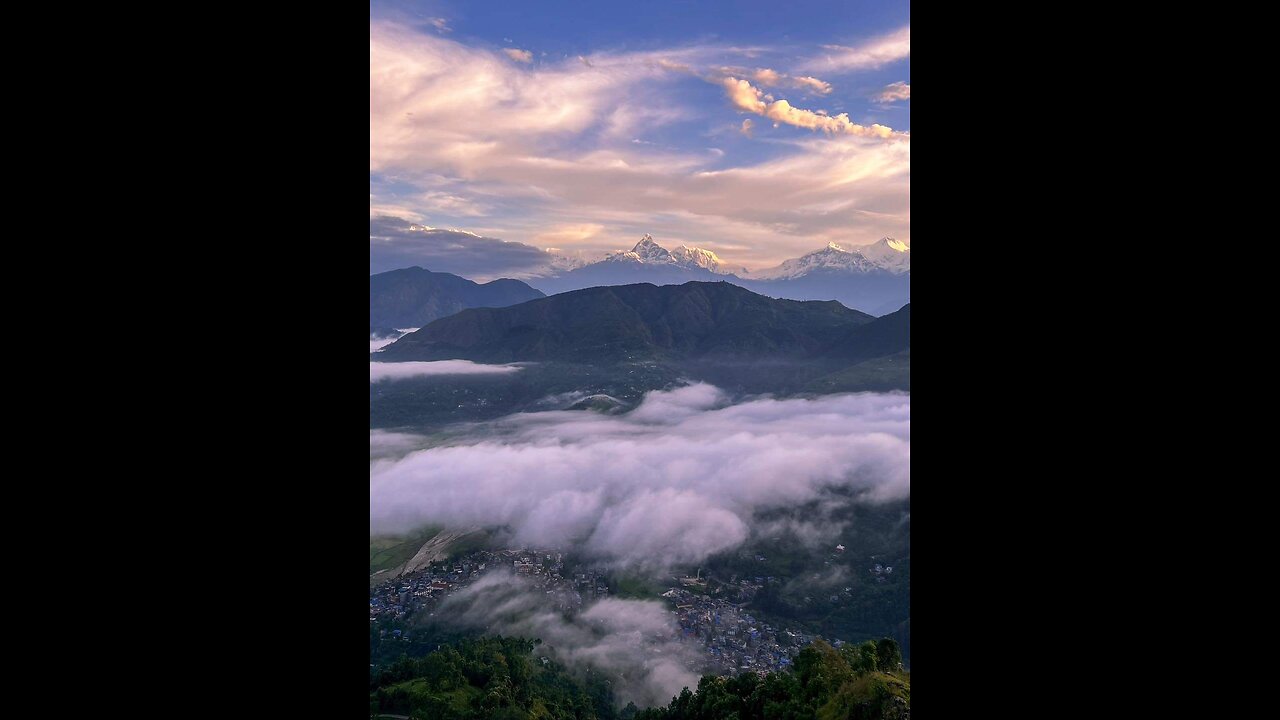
(857, 237, 911, 273)
(625, 233, 674, 264)
(539, 249, 588, 273)
(749, 237, 910, 280)
(670, 245, 726, 272)
(604, 234, 731, 274)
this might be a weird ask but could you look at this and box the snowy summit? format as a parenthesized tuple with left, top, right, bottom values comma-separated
(602, 234, 732, 274)
(748, 237, 910, 279)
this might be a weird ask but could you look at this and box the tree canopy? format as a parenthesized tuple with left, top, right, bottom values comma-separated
(370, 636, 910, 720)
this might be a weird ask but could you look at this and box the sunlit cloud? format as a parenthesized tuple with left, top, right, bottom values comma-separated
(793, 76, 833, 94)
(801, 25, 911, 73)
(875, 81, 910, 104)
(504, 48, 534, 63)
(721, 77, 905, 140)
(369, 22, 909, 269)
(418, 191, 489, 217)
(752, 67, 783, 85)
(532, 223, 606, 248)
(369, 360, 525, 382)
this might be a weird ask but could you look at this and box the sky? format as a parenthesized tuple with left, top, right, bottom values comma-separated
(370, 0, 909, 275)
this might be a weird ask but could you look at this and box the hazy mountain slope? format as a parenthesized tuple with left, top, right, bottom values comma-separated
(821, 304, 911, 364)
(739, 270, 909, 316)
(369, 266, 545, 328)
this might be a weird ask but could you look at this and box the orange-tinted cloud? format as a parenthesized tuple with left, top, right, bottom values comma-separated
(875, 81, 910, 103)
(504, 48, 534, 63)
(721, 77, 904, 140)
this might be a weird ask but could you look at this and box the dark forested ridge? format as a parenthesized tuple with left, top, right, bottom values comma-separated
(370, 636, 909, 720)
(819, 304, 910, 364)
(369, 284, 909, 428)
(370, 266, 546, 329)
(376, 282, 881, 364)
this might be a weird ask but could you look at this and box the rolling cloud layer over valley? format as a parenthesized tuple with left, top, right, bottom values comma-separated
(370, 384, 910, 571)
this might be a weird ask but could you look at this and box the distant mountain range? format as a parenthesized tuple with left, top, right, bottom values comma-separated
(749, 238, 910, 278)
(370, 267, 545, 329)
(526, 235, 909, 316)
(741, 239, 911, 316)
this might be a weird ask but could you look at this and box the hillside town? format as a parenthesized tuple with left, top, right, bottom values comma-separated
(370, 546, 844, 677)
(662, 586, 834, 675)
(370, 548, 609, 629)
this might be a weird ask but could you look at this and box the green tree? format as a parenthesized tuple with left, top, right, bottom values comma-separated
(874, 638, 902, 673)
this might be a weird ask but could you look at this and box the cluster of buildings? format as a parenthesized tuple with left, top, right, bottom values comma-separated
(370, 548, 613, 630)
(369, 554, 487, 624)
(370, 545, 845, 680)
(661, 586, 838, 676)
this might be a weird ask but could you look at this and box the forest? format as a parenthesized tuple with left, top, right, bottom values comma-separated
(370, 635, 909, 719)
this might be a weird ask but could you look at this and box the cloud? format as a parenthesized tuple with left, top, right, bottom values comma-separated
(655, 58, 692, 73)
(740, 119, 754, 137)
(438, 571, 702, 708)
(370, 429, 429, 460)
(370, 23, 909, 269)
(721, 77, 905, 140)
(801, 25, 911, 73)
(369, 215, 552, 279)
(752, 67, 783, 86)
(532, 223, 605, 247)
(722, 76, 766, 111)
(452, 134, 910, 269)
(410, 130, 910, 271)
(370, 22, 709, 172)
(875, 81, 910, 103)
(369, 201, 423, 221)
(429, 17, 450, 33)
(369, 385, 910, 572)
(369, 360, 525, 382)
(753, 514, 851, 551)
(715, 67, 833, 95)
(793, 76, 833, 95)
(371, 328, 416, 353)
(504, 48, 534, 63)
(415, 191, 489, 217)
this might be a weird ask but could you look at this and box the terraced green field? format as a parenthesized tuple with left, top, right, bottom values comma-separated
(369, 526, 442, 575)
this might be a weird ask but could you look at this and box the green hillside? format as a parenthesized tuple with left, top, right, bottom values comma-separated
(370, 636, 909, 720)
